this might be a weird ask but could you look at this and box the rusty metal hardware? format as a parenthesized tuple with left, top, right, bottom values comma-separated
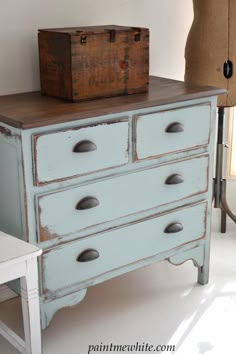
(165, 174, 184, 185)
(164, 223, 183, 234)
(132, 27, 141, 41)
(166, 122, 184, 133)
(108, 29, 116, 43)
(77, 249, 100, 262)
(73, 140, 97, 153)
(80, 35, 87, 45)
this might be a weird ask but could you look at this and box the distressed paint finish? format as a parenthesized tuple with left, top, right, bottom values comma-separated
(135, 103, 211, 160)
(34, 119, 129, 184)
(168, 245, 207, 282)
(37, 155, 209, 242)
(42, 201, 207, 294)
(40, 289, 87, 330)
(0, 77, 224, 330)
(0, 129, 26, 240)
(0, 125, 13, 137)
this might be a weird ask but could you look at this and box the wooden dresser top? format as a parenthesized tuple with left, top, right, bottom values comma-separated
(0, 76, 225, 129)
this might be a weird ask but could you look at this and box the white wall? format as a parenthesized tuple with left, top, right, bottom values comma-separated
(0, 0, 193, 95)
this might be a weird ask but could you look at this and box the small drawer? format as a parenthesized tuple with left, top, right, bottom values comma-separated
(42, 201, 207, 294)
(134, 104, 211, 160)
(36, 154, 209, 242)
(33, 118, 129, 185)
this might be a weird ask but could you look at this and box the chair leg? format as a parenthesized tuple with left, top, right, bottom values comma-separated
(20, 258, 42, 354)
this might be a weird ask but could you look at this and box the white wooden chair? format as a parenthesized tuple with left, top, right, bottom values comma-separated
(0, 231, 42, 354)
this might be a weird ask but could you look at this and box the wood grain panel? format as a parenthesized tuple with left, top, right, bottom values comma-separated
(0, 77, 225, 128)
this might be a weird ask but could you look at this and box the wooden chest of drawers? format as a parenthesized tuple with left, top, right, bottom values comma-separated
(0, 77, 224, 329)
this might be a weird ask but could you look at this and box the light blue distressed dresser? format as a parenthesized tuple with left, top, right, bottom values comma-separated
(0, 77, 224, 329)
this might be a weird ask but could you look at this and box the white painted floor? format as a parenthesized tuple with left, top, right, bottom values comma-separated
(1, 211, 236, 354)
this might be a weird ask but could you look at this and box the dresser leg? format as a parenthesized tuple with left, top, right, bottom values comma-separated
(40, 288, 87, 330)
(197, 264, 209, 285)
(20, 258, 42, 354)
(168, 245, 208, 284)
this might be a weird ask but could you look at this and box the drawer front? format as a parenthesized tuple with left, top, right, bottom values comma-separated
(42, 201, 207, 294)
(33, 119, 129, 185)
(37, 155, 209, 242)
(135, 104, 211, 160)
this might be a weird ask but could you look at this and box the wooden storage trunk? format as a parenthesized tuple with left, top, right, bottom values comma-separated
(38, 25, 149, 101)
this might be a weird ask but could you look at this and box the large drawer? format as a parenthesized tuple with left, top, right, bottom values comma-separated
(134, 104, 211, 160)
(33, 118, 129, 185)
(42, 201, 207, 295)
(36, 155, 209, 242)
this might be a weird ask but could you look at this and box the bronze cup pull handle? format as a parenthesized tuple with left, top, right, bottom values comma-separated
(166, 122, 184, 133)
(76, 197, 99, 210)
(164, 223, 183, 234)
(77, 249, 100, 262)
(165, 174, 184, 185)
(73, 140, 97, 153)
